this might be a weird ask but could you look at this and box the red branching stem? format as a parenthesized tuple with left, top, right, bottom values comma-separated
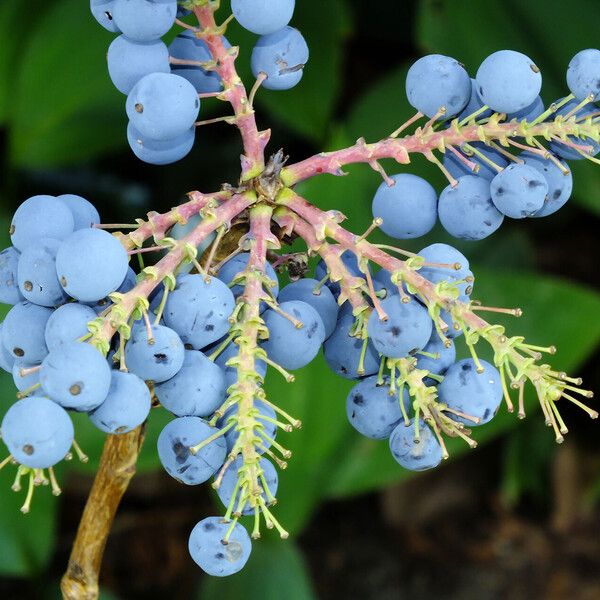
(120, 190, 229, 251)
(280, 119, 583, 186)
(95, 192, 255, 345)
(194, 5, 268, 179)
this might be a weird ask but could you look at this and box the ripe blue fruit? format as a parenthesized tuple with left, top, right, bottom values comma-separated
(549, 98, 600, 161)
(10, 195, 74, 252)
(346, 376, 410, 440)
(367, 296, 433, 359)
(0, 247, 25, 305)
(231, 0, 295, 35)
(155, 350, 226, 417)
(520, 151, 573, 218)
(107, 35, 170, 95)
(45, 303, 97, 352)
(164, 274, 236, 349)
(567, 49, 600, 101)
(405, 54, 471, 118)
(457, 79, 492, 121)
(251, 27, 309, 91)
(126, 73, 200, 141)
(56, 228, 129, 302)
(418, 243, 471, 288)
(0, 323, 16, 373)
(371, 174, 438, 239)
(217, 252, 280, 303)
(490, 163, 548, 219)
(40, 342, 111, 411)
(157, 417, 227, 485)
(1, 396, 74, 469)
(389, 419, 443, 471)
(2, 302, 52, 362)
(277, 278, 338, 338)
(438, 175, 504, 240)
(112, 0, 176, 42)
(17, 238, 68, 307)
(57, 195, 101, 230)
(12, 361, 40, 392)
(90, 0, 121, 33)
(125, 323, 185, 382)
(188, 517, 251, 577)
(216, 455, 278, 515)
(476, 50, 542, 114)
(169, 32, 230, 93)
(261, 300, 325, 370)
(323, 304, 380, 379)
(416, 332, 456, 377)
(437, 359, 503, 426)
(127, 122, 196, 165)
(508, 95, 545, 122)
(89, 370, 151, 434)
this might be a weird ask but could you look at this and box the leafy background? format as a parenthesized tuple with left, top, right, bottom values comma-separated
(1, 0, 600, 598)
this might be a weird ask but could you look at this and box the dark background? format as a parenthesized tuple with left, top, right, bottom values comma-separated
(1, 1, 600, 598)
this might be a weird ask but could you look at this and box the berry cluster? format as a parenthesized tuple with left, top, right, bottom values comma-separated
(2, 2, 599, 590)
(92, 0, 307, 164)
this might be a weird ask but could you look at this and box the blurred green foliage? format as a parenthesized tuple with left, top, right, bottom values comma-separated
(0, 0, 599, 595)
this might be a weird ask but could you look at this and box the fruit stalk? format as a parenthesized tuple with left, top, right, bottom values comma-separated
(60, 427, 145, 600)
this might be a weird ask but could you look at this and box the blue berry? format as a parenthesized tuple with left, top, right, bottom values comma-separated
(346, 375, 410, 440)
(157, 417, 227, 485)
(40, 342, 111, 411)
(127, 122, 195, 165)
(112, 0, 176, 42)
(232, 0, 295, 35)
(405, 54, 471, 118)
(216, 455, 278, 515)
(458, 78, 492, 121)
(549, 98, 600, 161)
(126, 73, 200, 141)
(17, 238, 68, 307)
(389, 419, 442, 471)
(12, 361, 40, 392)
(507, 95, 544, 122)
(323, 304, 380, 379)
(125, 323, 185, 383)
(490, 163, 548, 219)
(155, 350, 226, 417)
(476, 50, 542, 114)
(1, 397, 74, 469)
(217, 252, 279, 304)
(372, 269, 401, 299)
(261, 300, 325, 370)
(214, 341, 268, 389)
(567, 49, 600, 101)
(418, 243, 471, 288)
(443, 142, 509, 182)
(10, 195, 74, 252)
(169, 215, 216, 269)
(520, 151, 573, 218)
(108, 35, 170, 95)
(57, 195, 100, 230)
(169, 32, 230, 94)
(0, 323, 16, 373)
(219, 399, 276, 454)
(372, 174, 438, 239)
(438, 175, 504, 240)
(437, 359, 502, 426)
(89, 370, 151, 434)
(251, 27, 309, 91)
(416, 332, 456, 376)
(0, 247, 25, 305)
(164, 274, 235, 349)
(2, 302, 52, 362)
(277, 278, 338, 338)
(90, 0, 120, 32)
(45, 303, 97, 352)
(188, 517, 251, 577)
(367, 296, 432, 359)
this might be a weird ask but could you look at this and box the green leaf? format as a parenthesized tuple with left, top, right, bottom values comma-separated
(198, 539, 316, 600)
(324, 269, 600, 497)
(417, 0, 600, 214)
(10, 0, 126, 167)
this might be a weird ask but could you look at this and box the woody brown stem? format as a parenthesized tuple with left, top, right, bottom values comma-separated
(60, 427, 145, 600)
